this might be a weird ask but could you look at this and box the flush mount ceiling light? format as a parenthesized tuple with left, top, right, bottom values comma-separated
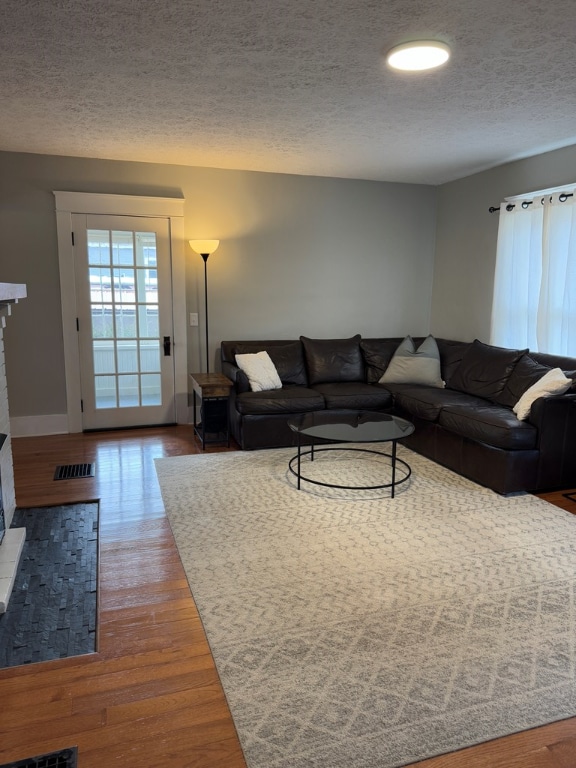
(386, 40, 451, 72)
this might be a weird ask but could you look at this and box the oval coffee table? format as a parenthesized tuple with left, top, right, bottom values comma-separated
(287, 411, 415, 497)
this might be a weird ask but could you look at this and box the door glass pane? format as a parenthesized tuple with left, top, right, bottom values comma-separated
(91, 305, 113, 338)
(118, 374, 139, 407)
(88, 231, 111, 266)
(89, 267, 112, 303)
(115, 305, 136, 338)
(148, 269, 158, 302)
(95, 376, 117, 408)
(138, 305, 159, 338)
(140, 341, 160, 372)
(117, 341, 138, 373)
(87, 228, 161, 412)
(113, 268, 135, 304)
(93, 340, 115, 374)
(112, 231, 134, 266)
(141, 374, 161, 405)
(136, 232, 157, 267)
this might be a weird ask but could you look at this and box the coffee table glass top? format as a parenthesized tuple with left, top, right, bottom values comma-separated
(288, 411, 414, 443)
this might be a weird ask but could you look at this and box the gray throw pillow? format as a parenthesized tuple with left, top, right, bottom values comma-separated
(379, 335, 444, 387)
(360, 338, 404, 383)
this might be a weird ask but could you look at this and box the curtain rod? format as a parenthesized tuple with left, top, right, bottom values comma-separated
(489, 192, 573, 213)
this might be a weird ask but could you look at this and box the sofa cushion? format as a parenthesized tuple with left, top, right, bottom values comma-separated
(448, 339, 527, 401)
(235, 386, 324, 416)
(232, 368, 252, 394)
(438, 404, 538, 450)
(312, 382, 393, 411)
(234, 341, 307, 386)
(390, 385, 490, 422)
(379, 335, 444, 387)
(222, 339, 296, 362)
(494, 353, 574, 408)
(437, 339, 471, 385)
(300, 335, 364, 385)
(494, 354, 553, 408)
(360, 338, 403, 383)
(529, 355, 576, 391)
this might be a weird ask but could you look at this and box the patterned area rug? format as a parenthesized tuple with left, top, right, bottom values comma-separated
(155, 446, 576, 768)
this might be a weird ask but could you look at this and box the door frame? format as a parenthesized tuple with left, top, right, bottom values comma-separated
(54, 192, 186, 433)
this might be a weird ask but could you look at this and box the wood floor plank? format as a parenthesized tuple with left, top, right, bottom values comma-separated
(547, 736, 576, 768)
(71, 665, 221, 716)
(71, 699, 239, 756)
(0, 646, 204, 693)
(0, 711, 105, 755)
(81, 731, 245, 768)
(1, 425, 576, 768)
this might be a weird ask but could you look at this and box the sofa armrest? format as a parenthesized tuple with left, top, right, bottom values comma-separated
(222, 361, 251, 393)
(528, 393, 576, 489)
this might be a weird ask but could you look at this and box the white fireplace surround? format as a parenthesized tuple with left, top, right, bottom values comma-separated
(0, 282, 27, 612)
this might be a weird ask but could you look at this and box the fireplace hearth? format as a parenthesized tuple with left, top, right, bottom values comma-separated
(0, 434, 6, 548)
(0, 282, 27, 612)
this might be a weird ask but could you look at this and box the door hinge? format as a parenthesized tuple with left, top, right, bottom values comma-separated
(71, 231, 75, 246)
(76, 317, 79, 332)
(80, 399, 84, 412)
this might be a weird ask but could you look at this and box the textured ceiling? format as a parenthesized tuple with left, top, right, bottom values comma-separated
(1, 0, 576, 185)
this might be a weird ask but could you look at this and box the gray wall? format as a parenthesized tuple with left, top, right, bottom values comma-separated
(431, 143, 576, 342)
(0, 151, 437, 423)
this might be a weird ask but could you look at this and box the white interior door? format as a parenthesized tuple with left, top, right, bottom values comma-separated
(73, 214, 176, 430)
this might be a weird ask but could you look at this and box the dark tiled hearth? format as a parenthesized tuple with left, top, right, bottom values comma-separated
(0, 503, 98, 668)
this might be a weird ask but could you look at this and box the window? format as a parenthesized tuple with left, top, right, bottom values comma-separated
(490, 187, 576, 356)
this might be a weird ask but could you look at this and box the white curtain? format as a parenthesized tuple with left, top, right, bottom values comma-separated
(490, 194, 576, 356)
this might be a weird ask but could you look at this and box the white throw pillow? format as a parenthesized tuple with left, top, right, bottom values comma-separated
(513, 367, 572, 420)
(235, 351, 282, 392)
(379, 335, 444, 388)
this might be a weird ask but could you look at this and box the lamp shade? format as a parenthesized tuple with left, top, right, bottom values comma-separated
(189, 239, 220, 256)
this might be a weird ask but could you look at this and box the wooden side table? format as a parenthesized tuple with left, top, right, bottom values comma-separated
(189, 373, 233, 450)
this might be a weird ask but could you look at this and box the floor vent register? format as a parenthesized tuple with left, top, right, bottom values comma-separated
(0, 747, 78, 768)
(53, 463, 95, 480)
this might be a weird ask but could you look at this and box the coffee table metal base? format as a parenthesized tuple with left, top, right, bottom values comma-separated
(289, 443, 411, 498)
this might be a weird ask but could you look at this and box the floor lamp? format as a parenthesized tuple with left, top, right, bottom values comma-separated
(189, 240, 220, 373)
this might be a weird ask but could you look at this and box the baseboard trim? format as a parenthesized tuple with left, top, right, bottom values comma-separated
(11, 412, 193, 437)
(10, 414, 69, 437)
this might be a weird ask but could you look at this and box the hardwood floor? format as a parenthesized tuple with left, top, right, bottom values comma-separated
(0, 426, 575, 767)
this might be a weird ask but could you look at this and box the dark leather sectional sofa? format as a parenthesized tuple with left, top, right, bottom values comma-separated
(220, 336, 576, 494)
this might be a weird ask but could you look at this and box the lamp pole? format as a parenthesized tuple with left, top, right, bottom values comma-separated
(201, 253, 210, 374)
(188, 240, 219, 376)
